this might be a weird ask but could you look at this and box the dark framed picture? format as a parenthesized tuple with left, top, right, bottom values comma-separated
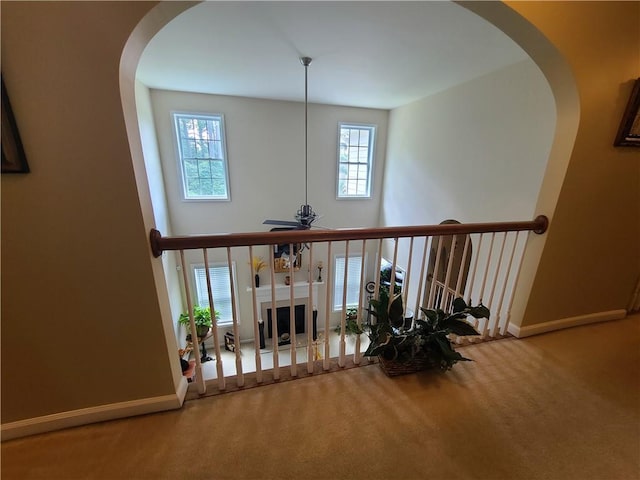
(273, 243, 301, 273)
(614, 77, 640, 147)
(1, 75, 30, 173)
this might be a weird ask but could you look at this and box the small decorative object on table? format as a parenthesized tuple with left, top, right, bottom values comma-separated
(364, 289, 489, 376)
(317, 261, 323, 282)
(251, 256, 267, 287)
(284, 275, 291, 285)
(224, 331, 236, 352)
(178, 306, 219, 362)
(334, 307, 364, 336)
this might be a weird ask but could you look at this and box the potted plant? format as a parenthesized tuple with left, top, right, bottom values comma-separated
(251, 256, 267, 287)
(334, 307, 365, 336)
(178, 305, 219, 338)
(363, 290, 489, 376)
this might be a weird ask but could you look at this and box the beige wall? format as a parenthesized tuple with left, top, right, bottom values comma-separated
(505, 1, 640, 324)
(1, 2, 173, 423)
(1, 1, 638, 427)
(380, 59, 555, 317)
(382, 59, 554, 226)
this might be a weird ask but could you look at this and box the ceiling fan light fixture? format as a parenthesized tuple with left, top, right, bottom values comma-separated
(262, 56, 319, 230)
(299, 56, 315, 226)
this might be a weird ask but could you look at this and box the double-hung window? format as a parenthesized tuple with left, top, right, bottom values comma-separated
(192, 262, 237, 326)
(173, 113, 230, 200)
(337, 123, 375, 198)
(333, 255, 365, 311)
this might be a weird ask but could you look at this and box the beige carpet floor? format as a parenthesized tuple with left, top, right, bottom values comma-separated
(2, 315, 639, 480)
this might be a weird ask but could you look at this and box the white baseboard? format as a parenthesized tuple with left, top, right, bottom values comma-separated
(507, 309, 627, 338)
(1, 377, 189, 442)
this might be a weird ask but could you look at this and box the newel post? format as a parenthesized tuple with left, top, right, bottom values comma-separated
(150, 229, 163, 258)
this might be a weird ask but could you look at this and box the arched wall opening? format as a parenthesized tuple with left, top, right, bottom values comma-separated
(119, 1, 579, 382)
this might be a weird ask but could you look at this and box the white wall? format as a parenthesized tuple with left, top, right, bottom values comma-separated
(380, 59, 555, 308)
(135, 81, 185, 341)
(150, 90, 388, 234)
(148, 89, 389, 341)
(381, 59, 554, 227)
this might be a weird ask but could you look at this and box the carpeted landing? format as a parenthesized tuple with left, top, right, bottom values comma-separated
(2, 314, 639, 479)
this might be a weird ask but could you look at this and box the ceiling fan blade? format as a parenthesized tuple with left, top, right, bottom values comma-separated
(263, 219, 301, 227)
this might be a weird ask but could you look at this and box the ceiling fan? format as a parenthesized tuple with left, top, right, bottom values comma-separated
(263, 57, 319, 230)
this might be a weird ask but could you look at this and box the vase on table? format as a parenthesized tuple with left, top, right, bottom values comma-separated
(255, 274, 260, 288)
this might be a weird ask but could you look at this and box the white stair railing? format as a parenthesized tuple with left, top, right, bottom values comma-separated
(150, 216, 548, 395)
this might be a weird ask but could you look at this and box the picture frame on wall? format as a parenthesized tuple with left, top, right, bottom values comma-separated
(273, 243, 301, 273)
(614, 77, 640, 147)
(1, 75, 30, 173)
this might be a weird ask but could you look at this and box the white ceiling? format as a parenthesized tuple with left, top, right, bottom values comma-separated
(137, 1, 528, 110)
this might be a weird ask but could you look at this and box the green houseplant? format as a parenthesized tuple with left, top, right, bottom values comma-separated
(178, 305, 219, 338)
(363, 290, 489, 375)
(334, 307, 365, 336)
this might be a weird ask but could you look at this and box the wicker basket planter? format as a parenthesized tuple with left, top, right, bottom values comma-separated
(378, 355, 435, 377)
(365, 291, 488, 376)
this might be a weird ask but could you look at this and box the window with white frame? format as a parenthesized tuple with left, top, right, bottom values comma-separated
(173, 113, 230, 200)
(333, 255, 365, 311)
(337, 123, 375, 198)
(192, 262, 237, 326)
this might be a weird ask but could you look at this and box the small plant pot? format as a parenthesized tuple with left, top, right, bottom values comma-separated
(196, 325, 210, 337)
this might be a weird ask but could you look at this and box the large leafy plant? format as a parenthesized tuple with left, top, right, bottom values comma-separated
(179, 305, 222, 339)
(364, 290, 489, 371)
(178, 305, 216, 328)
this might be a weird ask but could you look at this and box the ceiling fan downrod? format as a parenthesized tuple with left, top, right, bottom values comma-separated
(300, 56, 312, 212)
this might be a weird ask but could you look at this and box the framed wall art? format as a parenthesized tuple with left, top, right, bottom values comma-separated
(273, 243, 301, 273)
(614, 77, 640, 147)
(1, 75, 30, 173)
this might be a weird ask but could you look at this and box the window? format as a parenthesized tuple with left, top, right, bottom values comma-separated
(193, 263, 237, 325)
(337, 123, 375, 198)
(173, 113, 230, 200)
(333, 255, 365, 311)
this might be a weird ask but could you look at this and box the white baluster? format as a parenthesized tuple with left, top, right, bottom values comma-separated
(428, 237, 444, 309)
(338, 241, 350, 367)
(203, 249, 225, 390)
(288, 243, 297, 377)
(179, 250, 206, 395)
(414, 236, 431, 322)
(248, 246, 263, 383)
(503, 232, 528, 336)
(453, 235, 471, 345)
(402, 237, 415, 323)
(442, 235, 458, 313)
(484, 232, 507, 338)
(464, 233, 484, 340)
(227, 247, 243, 386)
(465, 233, 484, 304)
(491, 232, 519, 337)
(269, 247, 279, 379)
(354, 240, 367, 364)
(307, 244, 315, 373)
(323, 241, 333, 370)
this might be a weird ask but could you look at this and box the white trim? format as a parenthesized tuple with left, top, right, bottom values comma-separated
(248, 281, 322, 304)
(172, 111, 231, 201)
(507, 309, 627, 338)
(336, 122, 376, 199)
(1, 379, 188, 441)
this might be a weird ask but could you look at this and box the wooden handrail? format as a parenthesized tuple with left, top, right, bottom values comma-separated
(150, 215, 548, 258)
